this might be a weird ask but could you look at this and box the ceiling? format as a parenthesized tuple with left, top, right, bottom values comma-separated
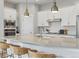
(5, 0, 54, 4)
(5, 0, 79, 8)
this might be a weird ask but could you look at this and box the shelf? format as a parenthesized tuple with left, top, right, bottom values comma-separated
(4, 28, 16, 29)
(38, 26, 49, 27)
(4, 31, 16, 32)
(64, 25, 76, 27)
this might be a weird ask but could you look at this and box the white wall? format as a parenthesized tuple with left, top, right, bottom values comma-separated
(4, 7, 17, 20)
(0, 0, 4, 37)
(40, 4, 79, 25)
(49, 22, 61, 33)
(40, 5, 76, 26)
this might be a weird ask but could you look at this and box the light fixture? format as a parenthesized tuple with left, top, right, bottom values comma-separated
(24, 0, 29, 16)
(51, 0, 58, 13)
(36, 0, 39, 2)
(24, 8, 29, 16)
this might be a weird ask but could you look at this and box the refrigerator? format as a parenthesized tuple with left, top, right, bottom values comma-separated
(76, 15, 79, 38)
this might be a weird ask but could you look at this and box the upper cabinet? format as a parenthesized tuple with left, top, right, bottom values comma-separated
(60, 6, 76, 26)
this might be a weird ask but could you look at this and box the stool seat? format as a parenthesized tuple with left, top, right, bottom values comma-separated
(10, 44, 31, 58)
(0, 42, 9, 49)
(28, 49, 56, 58)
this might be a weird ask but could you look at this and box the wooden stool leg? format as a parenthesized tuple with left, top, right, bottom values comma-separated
(18, 55, 22, 58)
(1, 50, 3, 58)
(1, 49, 7, 58)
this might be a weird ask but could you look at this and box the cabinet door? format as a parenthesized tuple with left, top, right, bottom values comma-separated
(21, 16, 33, 35)
(60, 6, 76, 26)
(67, 6, 76, 25)
(60, 8, 70, 26)
(38, 11, 49, 26)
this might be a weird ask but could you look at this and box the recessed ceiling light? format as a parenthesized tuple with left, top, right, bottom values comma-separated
(36, 0, 39, 2)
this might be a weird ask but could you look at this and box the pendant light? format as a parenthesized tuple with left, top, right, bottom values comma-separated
(24, 0, 29, 16)
(51, 0, 58, 13)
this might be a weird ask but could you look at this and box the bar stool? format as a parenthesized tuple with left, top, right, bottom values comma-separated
(9, 44, 30, 58)
(0, 42, 9, 58)
(28, 49, 56, 58)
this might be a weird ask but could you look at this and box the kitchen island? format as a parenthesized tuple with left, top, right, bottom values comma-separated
(0, 34, 79, 58)
(3, 34, 77, 48)
(0, 34, 78, 58)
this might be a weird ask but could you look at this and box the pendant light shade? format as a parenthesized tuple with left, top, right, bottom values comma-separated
(51, 1, 58, 13)
(24, 8, 29, 16)
(24, 0, 29, 16)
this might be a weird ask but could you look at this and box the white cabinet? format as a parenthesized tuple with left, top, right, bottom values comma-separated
(60, 6, 76, 26)
(21, 16, 33, 35)
(60, 8, 70, 26)
(68, 6, 76, 25)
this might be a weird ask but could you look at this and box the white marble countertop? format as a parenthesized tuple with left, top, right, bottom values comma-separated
(36, 34, 76, 38)
(1, 34, 77, 48)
